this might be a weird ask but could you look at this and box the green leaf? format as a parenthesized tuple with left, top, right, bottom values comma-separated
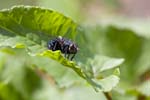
(38, 50, 85, 78)
(90, 55, 124, 73)
(31, 57, 84, 88)
(80, 55, 123, 92)
(0, 5, 86, 88)
(0, 6, 124, 92)
(93, 75, 120, 92)
(0, 5, 78, 53)
(0, 6, 82, 76)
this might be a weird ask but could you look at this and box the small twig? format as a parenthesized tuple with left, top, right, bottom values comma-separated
(34, 67, 56, 86)
(103, 92, 112, 100)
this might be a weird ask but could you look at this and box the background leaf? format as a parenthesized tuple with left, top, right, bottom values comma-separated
(137, 80, 150, 97)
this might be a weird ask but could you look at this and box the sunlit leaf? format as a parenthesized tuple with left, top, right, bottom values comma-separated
(93, 75, 120, 92)
(90, 55, 124, 74)
(0, 6, 124, 92)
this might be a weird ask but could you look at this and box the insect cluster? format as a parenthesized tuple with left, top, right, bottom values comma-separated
(47, 36, 78, 60)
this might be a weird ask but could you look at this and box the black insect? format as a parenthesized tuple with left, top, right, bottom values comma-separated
(47, 36, 78, 60)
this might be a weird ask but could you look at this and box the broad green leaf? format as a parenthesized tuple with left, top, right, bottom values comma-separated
(90, 55, 124, 74)
(0, 6, 83, 78)
(30, 54, 84, 88)
(38, 50, 85, 79)
(81, 55, 123, 92)
(93, 75, 120, 92)
(84, 68, 121, 92)
(0, 6, 124, 92)
(0, 6, 78, 53)
(0, 48, 122, 94)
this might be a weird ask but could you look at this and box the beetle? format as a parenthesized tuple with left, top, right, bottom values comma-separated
(47, 36, 78, 60)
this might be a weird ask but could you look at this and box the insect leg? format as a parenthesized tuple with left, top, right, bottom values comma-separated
(70, 54, 76, 60)
(63, 46, 68, 58)
(53, 42, 57, 51)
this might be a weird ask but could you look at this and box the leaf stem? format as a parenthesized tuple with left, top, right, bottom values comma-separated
(103, 92, 112, 100)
